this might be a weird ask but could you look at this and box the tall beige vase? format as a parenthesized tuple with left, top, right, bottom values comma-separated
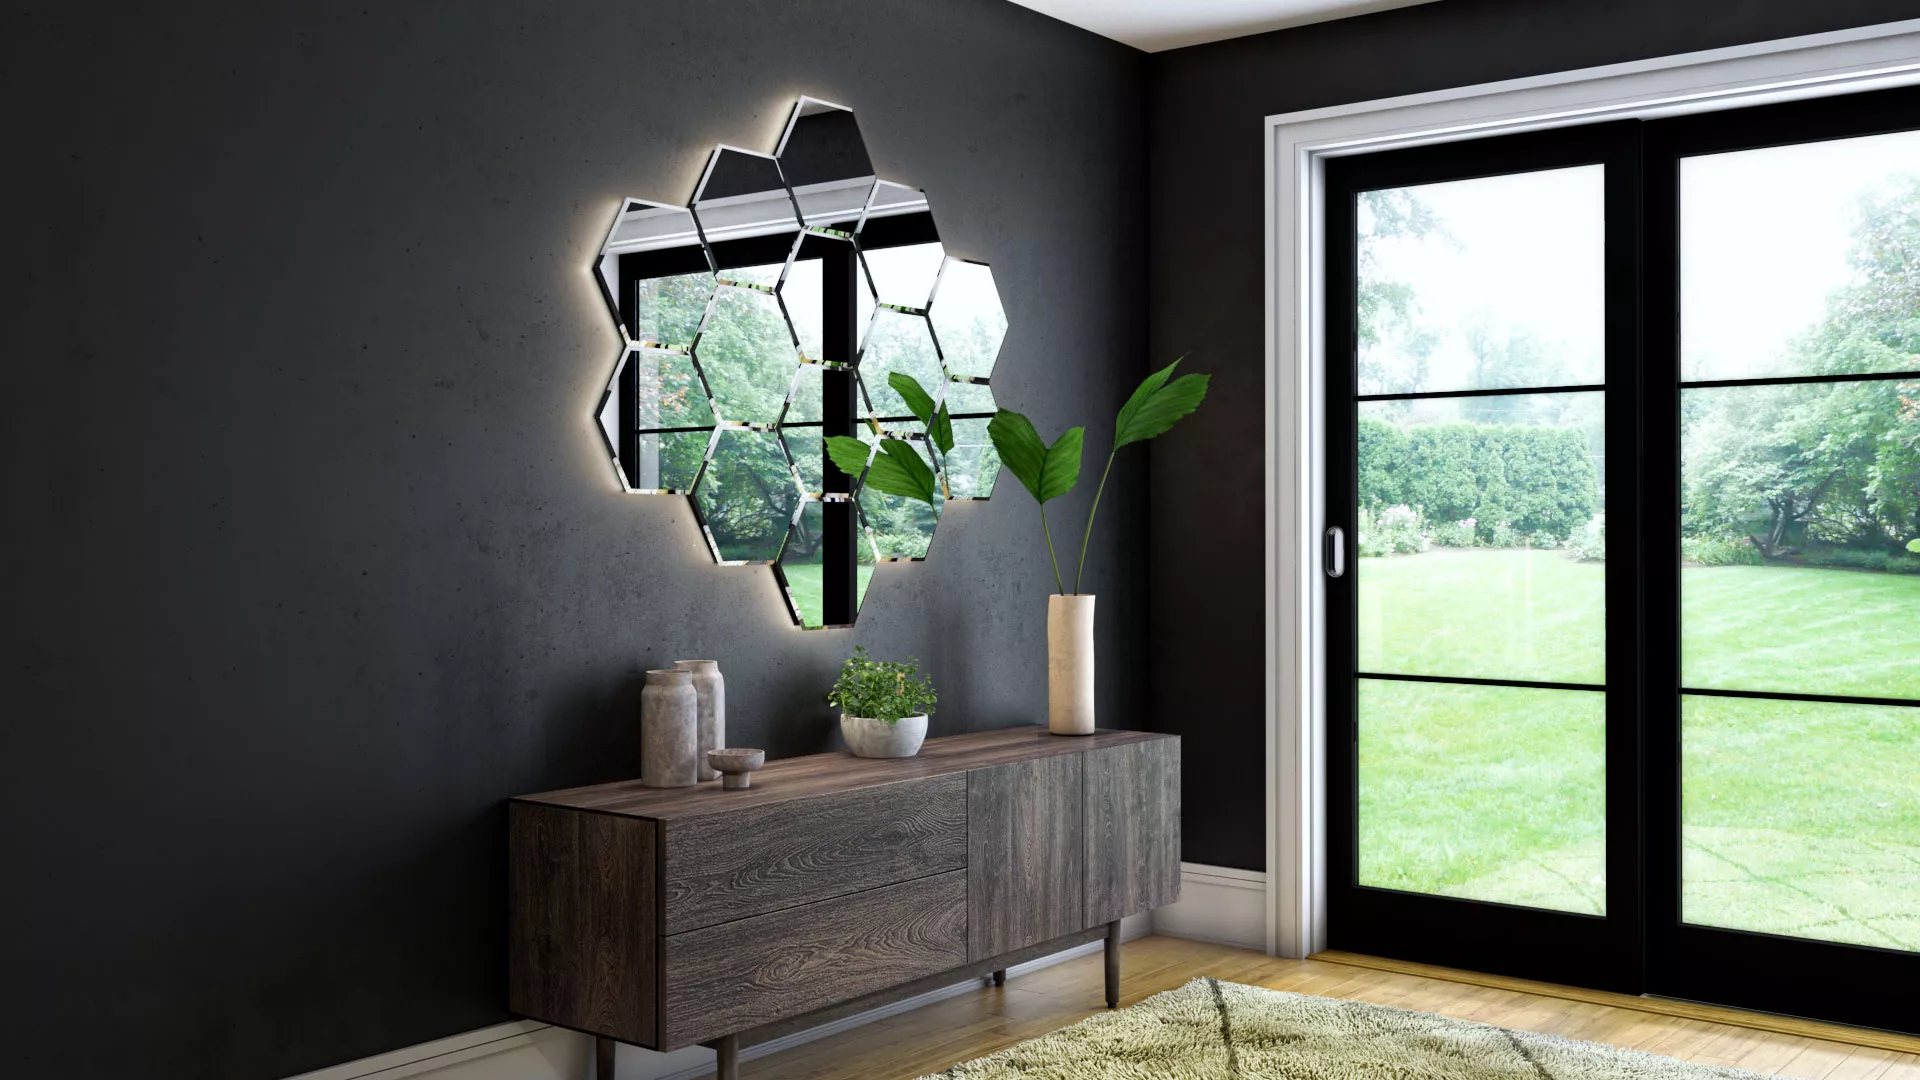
(1047, 594, 1096, 735)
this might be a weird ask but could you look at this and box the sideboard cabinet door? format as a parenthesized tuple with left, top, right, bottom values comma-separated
(967, 753, 1085, 961)
(1084, 739, 1181, 927)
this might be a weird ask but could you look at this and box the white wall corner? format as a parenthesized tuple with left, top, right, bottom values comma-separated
(1150, 862, 1272, 952)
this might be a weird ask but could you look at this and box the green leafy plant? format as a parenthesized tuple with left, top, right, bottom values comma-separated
(826, 646, 938, 723)
(1909, 538, 1920, 554)
(989, 358, 1209, 594)
(819, 372, 956, 508)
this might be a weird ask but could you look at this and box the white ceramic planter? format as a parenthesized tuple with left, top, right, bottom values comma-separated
(1048, 593, 1096, 735)
(841, 713, 928, 758)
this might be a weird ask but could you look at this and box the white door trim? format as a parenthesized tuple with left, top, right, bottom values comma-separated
(1263, 17, 1920, 959)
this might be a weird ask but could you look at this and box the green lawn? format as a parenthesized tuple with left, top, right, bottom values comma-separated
(1357, 550, 1920, 949)
(779, 563, 876, 628)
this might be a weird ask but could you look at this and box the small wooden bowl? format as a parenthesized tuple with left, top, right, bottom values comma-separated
(708, 748, 766, 790)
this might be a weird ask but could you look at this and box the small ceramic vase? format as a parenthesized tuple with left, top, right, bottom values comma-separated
(674, 659, 726, 781)
(641, 669, 698, 788)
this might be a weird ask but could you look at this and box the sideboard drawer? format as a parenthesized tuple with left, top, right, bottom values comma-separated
(660, 773, 967, 934)
(660, 869, 968, 1048)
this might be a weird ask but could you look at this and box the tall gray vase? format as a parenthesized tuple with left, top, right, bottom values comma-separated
(674, 659, 726, 782)
(641, 669, 698, 788)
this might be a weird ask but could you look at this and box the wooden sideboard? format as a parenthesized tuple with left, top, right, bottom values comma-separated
(509, 726, 1180, 1080)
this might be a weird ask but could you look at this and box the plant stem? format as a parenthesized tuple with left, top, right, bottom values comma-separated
(1074, 450, 1117, 595)
(1040, 505, 1066, 595)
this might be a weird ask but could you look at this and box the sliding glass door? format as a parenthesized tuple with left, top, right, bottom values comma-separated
(1328, 85, 1920, 1033)
(1644, 87, 1920, 1034)
(1324, 124, 1644, 992)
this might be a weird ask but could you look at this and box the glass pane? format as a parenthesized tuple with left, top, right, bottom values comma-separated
(1359, 679, 1606, 914)
(863, 241, 944, 311)
(929, 258, 1008, 380)
(1682, 382, 1920, 699)
(943, 377, 996, 416)
(1356, 167, 1604, 396)
(944, 417, 1001, 500)
(1683, 695, 1920, 952)
(1681, 130, 1920, 382)
(781, 424, 824, 495)
(633, 347, 712, 431)
(692, 428, 798, 564)
(1358, 392, 1606, 684)
(856, 432, 941, 560)
(694, 285, 801, 425)
(593, 199, 713, 351)
(632, 430, 709, 494)
(777, 498, 876, 628)
(860, 309, 946, 421)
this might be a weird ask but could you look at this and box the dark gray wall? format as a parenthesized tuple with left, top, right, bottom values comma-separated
(0, 3, 1145, 1078)
(1148, 0, 1920, 871)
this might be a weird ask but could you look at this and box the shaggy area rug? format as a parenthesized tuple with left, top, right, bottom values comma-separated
(919, 978, 1765, 1079)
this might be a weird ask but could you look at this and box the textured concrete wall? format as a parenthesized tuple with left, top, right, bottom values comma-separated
(0, 3, 1146, 1077)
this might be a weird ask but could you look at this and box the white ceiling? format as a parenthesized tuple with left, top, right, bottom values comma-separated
(1005, 0, 1441, 52)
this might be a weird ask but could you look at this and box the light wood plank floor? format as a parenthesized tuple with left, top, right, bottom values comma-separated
(739, 935, 1920, 1079)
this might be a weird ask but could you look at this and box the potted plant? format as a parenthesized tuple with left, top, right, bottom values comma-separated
(989, 359, 1209, 735)
(827, 646, 939, 758)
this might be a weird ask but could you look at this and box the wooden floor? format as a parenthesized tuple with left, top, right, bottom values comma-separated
(739, 935, 1920, 1079)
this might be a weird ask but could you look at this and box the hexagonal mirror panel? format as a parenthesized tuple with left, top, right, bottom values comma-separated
(595, 199, 715, 350)
(929, 257, 1007, 381)
(855, 430, 942, 561)
(694, 284, 799, 426)
(692, 427, 799, 564)
(859, 309, 946, 426)
(598, 347, 714, 492)
(588, 95, 1004, 625)
(776, 497, 876, 629)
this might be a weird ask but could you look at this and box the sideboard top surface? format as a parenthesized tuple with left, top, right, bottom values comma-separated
(515, 725, 1172, 821)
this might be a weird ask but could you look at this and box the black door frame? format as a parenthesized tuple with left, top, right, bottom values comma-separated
(1641, 83, 1920, 1036)
(1325, 83, 1920, 1033)
(1323, 120, 1646, 994)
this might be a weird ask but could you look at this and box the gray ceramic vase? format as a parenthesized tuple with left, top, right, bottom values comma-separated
(641, 669, 699, 788)
(673, 659, 726, 781)
(841, 713, 928, 759)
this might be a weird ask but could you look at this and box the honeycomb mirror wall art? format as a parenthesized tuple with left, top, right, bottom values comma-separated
(592, 97, 1009, 629)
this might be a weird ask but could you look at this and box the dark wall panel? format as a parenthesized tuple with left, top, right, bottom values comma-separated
(1147, 0, 1920, 871)
(0, 3, 1145, 1077)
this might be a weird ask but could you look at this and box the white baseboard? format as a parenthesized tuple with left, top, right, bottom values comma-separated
(289, 913, 1151, 1080)
(1151, 863, 1270, 952)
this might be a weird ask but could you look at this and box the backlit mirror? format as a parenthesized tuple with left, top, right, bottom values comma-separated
(592, 97, 1007, 628)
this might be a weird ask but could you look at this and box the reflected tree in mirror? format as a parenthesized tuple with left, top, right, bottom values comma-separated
(588, 96, 1008, 626)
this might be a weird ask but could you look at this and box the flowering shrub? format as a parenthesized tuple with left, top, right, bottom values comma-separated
(1433, 517, 1479, 548)
(1360, 504, 1430, 557)
(1569, 513, 1606, 562)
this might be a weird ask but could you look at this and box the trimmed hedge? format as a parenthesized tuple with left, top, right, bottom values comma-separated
(1359, 417, 1600, 544)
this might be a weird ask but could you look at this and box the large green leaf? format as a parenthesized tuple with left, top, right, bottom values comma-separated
(1114, 358, 1211, 450)
(988, 409, 1084, 505)
(888, 372, 938, 426)
(931, 402, 954, 457)
(870, 439, 940, 506)
(824, 435, 874, 481)
(1039, 425, 1084, 502)
(824, 435, 938, 507)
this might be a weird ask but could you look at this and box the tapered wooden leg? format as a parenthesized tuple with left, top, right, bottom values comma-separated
(992, 969, 1006, 987)
(596, 1036, 615, 1080)
(1104, 920, 1121, 1008)
(704, 1034, 739, 1080)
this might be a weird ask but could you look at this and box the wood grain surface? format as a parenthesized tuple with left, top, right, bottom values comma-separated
(1084, 738, 1181, 926)
(659, 870, 968, 1049)
(967, 753, 1085, 961)
(661, 774, 967, 934)
(516, 726, 1169, 821)
(508, 801, 658, 1046)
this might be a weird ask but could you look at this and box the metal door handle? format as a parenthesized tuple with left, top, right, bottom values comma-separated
(1325, 525, 1345, 578)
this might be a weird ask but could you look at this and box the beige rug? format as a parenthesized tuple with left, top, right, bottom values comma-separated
(919, 977, 1764, 1079)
